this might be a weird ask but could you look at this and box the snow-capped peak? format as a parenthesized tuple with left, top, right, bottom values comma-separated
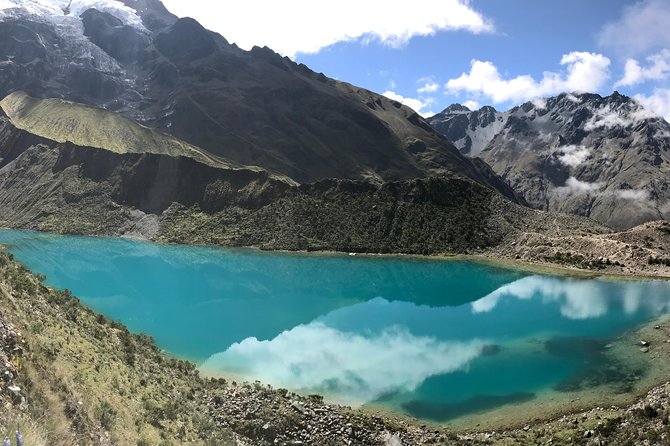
(0, 0, 146, 30)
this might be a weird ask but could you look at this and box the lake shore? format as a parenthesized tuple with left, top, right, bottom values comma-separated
(4, 227, 670, 445)
(4, 221, 669, 282)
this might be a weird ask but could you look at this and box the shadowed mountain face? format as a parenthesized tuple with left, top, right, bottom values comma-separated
(0, 93, 609, 255)
(429, 93, 670, 229)
(0, 0, 514, 198)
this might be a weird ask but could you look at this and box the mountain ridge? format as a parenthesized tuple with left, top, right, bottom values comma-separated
(428, 92, 670, 229)
(0, 91, 281, 175)
(0, 1, 515, 198)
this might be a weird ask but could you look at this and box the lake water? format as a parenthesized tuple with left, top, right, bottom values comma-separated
(1, 229, 670, 426)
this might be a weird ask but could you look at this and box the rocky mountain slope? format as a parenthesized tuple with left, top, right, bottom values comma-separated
(0, 93, 606, 256)
(428, 93, 670, 229)
(0, 0, 513, 193)
(0, 91, 265, 171)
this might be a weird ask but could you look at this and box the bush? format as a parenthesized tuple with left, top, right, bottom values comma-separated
(649, 257, 670, 267)
(595, 416, 621, 437)
(119, 330, 136, 366)
(96, 401, 117, 430)
(633, 405, 659, 420)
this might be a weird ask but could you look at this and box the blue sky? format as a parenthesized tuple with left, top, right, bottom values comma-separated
(163, 0, 670, 120)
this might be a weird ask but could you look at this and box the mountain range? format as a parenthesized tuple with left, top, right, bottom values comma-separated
(0, 0, 511, 191)
(0, 0, 543, 255)
(0, 0, 667, 264)
(428, 93, 670, 229)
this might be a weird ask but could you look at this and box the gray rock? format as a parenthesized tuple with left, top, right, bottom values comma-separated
(429, 92, 670, 230)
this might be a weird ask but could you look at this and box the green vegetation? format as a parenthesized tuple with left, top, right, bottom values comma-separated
(649, 256, 670, 267)
(658, 222, 670, 235)
(0, 91, 249, 172)
(157, 176, 518, 255)
(0, 249, 238, 445)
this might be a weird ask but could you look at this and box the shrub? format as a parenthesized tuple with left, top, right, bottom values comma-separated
(96, 401, 117, 430)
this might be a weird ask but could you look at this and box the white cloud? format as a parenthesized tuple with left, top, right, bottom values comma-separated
(554, 177, 602, 196)
(383, 90, 435, 117)
(200, 323, 485, 405)
(565, 93, 582, 104)
(634, 88, 670, 122)
(161, 0, 494, 58)
(531, 97, 547, 110)
(615, 49, 670, 87)
(598, 0, 670, 56)
(555, 145, 591, 167)
(463, 100, 480, 110)
(553, 177, 651, 204)
(584, 107, 629, 131)
(445, 52, 611, 104)
(617, 189, 650, 201)
(417, 77, 440, 94)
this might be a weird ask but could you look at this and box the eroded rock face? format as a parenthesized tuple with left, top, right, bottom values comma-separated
(429, 93, 670, 229)
(0, 107, 591, 255)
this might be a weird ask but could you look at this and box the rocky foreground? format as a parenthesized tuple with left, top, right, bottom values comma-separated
(4, 247, 670, 445)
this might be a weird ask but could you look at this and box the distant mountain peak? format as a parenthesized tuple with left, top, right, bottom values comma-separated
(428, 92, 670, 229)
(444, 103, 472, 113)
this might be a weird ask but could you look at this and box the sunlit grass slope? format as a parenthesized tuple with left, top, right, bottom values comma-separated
(0, 91, 249, 171)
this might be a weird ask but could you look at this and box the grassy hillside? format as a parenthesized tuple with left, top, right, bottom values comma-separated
(0, 92, 262, 173)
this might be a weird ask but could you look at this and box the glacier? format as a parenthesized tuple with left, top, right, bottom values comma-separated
(0, 0, 146, 30)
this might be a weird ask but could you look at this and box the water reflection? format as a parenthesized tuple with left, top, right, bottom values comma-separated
(402, 392, 536, 422)
(202, 276, 670, 415)
(472, 276, 670, 320)
(3, 230, 670, 423)
(200, 323, 486, 405)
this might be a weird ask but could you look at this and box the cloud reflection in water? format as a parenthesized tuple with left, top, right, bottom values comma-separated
(200, 323, 486, 405)
(472, 276, 670, 320)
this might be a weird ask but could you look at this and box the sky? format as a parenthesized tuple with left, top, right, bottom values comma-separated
(161, 0, 670, 120)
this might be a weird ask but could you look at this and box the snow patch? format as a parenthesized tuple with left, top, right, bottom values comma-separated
(0, 0, 146, 31)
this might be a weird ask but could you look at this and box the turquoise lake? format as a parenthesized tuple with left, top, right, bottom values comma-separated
(2, 229, 670, 425)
